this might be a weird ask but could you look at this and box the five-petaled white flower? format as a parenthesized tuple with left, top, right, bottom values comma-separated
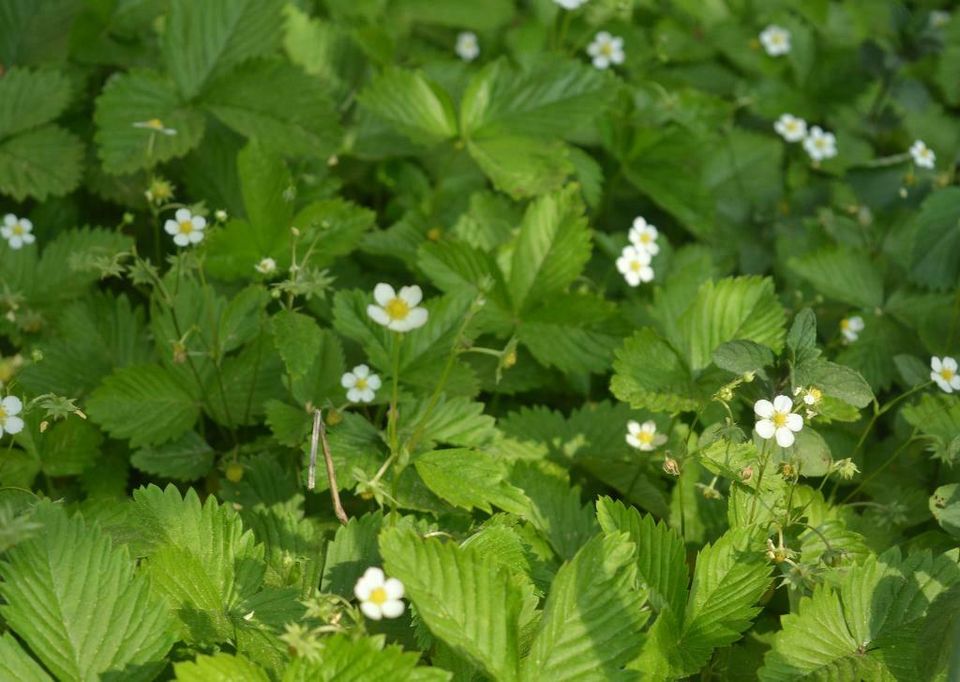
(626, 420, 666, 451)
(456, 32, 479, 61)
(840, 315, 864, 343)
(132, 118, 177, 136)
(255, 257, 277, 275)
(354, 567, 405, 620)
(774, 114, 807, 143)
(803, 126, 837, 161)
(555, 0, 589, 9)
(616, 246, 654, 286)
(629, 217, 660, 255)
(930, 10, 950, 28)
(759, 25, 791, 56)
(754, 396, 804, 448)
(163, 208, 206, 247)
(341, 364, 381, 403)
(0, 395, 24, 438)
(909, 140, 936, 169)
(1, 215, 35, 250)
(931, 356, 960, 394)
(587, 32, 625, 70)
(367, 283, 429, 332)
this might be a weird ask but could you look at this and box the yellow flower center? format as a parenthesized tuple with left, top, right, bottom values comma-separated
(639, 233, 651, 244)
(772, 412, 788, 428)
(11, 223, 23, 235)
(815, 138, 828, 150)
(770, 33, 784, 45)
(355, 377, 368, 390)
(630, 261, 642, 272)
(179, 220, 193, 234)
(840, 319, 850, 330)
(0, 407, 6, 421)
(146, 118, 165, 130)
(600, 42, 613, 56)
(941, 368, 956, 381)
(638, 430, 654, 444)
(808, 388, 822, 402)
(385, 297, 410, 320)
(369, 587, 387, 605)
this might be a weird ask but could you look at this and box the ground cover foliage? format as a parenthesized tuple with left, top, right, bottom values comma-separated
(1, 0, 960, 679)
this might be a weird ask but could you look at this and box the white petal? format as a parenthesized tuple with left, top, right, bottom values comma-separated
(374, 283, 396, 306)
(163, 220, 179, 235)
(8, 236, 22, 249)
(0, 226, 9, 238)
(626, 434, 642, 449)
(21, 233, 35, 244)
(754, 399, 774, 418)
(626, 420, 641, 435)
(358, 388, 375, 403)
(616, 256, 630, 274)
(931, 356, 943, 372)
(1, 396, 23, 414)
(3, 416, 23, 435)
(346, 388, 361, 402)
(173, 233, 189, 247)
(641, 421, 657, 434)
(192, 216, 206, 230)
(188, 230, 204, 243)
(353, 364, 370, 378)
(398, 285, 423, 307)
(785, 413, 804, 432)
(592, 56, 609, 69)
(366, 374, 382, 390)
(624, 270, 640, 287)
(942, 357, 958, 372)
(775, 427, 795, 448)
(755, 419, 776, 439)
(20, 219, 32, 232)
(934, 374, 954, 393)
(367, 305, 391, 326)
(951, 376, 960, 390)
(363, 567, 385, 585)
(405, 307, 429, 330)
(341, 372, 357, 388)
(384, 577, 404, 600)
(380, 599, 405, 619)
(354, 578, 373, 601)
(3, 214, 15, 226)
(174, 208, 191, 222)
(632, 217, 647, 230)
(360, 602, 383, 620)
(639, 266, 654, 282)
(773, 395, 793, 413)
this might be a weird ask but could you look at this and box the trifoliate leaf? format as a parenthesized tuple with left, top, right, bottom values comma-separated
(358, 67, 458, 145)
(415, 448, 528, 514)
(0, 503, 177, 681)
(789, 246, 884, 308)
(0, 67, 72, 137)
(467, 135, 573, 199)
(0, 124, 83, 200)
(131, 431, 215, 481)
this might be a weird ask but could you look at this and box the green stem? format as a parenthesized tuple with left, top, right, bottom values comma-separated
(387, 334, 403, 458)
(748, 439, 771, 525)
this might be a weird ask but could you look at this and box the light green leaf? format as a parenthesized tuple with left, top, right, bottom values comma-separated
(415, 448, 528, 514)
(0, 503, 177, 681)
(396, 0, 514, 30)
(794, 358, 874, 408)
(0, 124, 83, 200)
(789, 247, 884, 308)
(175, 653, 270, 682)
(0, 67, 71, 138)
(522, 533, 647, 681)
(0, 632, 51, 682)
(358, 68, 458, 145)
(271, 309, 323, 380)
(712, 340, 775, 376)
(87, 364, 199, 448)
(467, 135, 572, 199)
(291, 198, 376, 268)
(910, 187, 960, 291)
(283, 634, 452, 682)
(131, 431, 214, 481)
(930, 484, 960, 538)
(611, 328, 700, 413)
(321, 511, 383, 597)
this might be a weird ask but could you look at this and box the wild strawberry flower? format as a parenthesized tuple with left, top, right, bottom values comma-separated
(931, 356, 960, 394)
(754, 395, 803, 448)
(930, 10, 950, 28)
(456, 32, 479, 61)
(626, 420, 666, 451)
(803, 126, 837, 162)
(774, 114, 807, 143)
(840, 315, 864, 343)
(616, 246, 654, 286)
(1, 215, 35, 250)
(0, 395, 24, 438)
(255, 257, 277, 275)
(163, 208, 206, 247)
(367, 283, 429, 332)
(341, 364, 381, 403)
(909, 140, 935, 169)
(587, 32, 625, 70)
(132, 118, 177, 136)
(628, 217, 659, 255)
(354, 567, 405, 620)
(555, 0, 589, 9)
(759, 25, 790, 56)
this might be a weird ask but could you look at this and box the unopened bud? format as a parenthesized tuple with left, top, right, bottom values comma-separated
(662, 457, 681, 476)
(740, 465, 754, 482)
(31, 349, 43, 362)
(426, 227, 442, 241)
(502, 350, 517, 368)
(325, 409, 343, 426)
(40, 421, 49, 433)
(215, 209, 228, 222)
(225, 462, 244, 483)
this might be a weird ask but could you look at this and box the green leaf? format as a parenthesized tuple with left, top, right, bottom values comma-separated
(611, 328, 700, 413)
(380, 527, 523, 681)
(0, 632, 51, 682)
(522, 533, 647, 681)
(321, 511, 384, 597)
(910, 187, 960, 291)
(793, 358, 874, 408)
(201, 59, 341, 158)
(596, 497, 688, 616)
(0, 67, 72, 138)
(175, 653, 270, 682)
(786, 308, 818, 355)
(396, 0, 514, 30)
(163, 0, 285, 99)
(517, 293, 617, 374)
(415, 448, 528, 514)
(37, 416, 102, 477)
(0, 503, 177, 681)
(283, 634, 452, 682)
(789, 246, 884, 308)
(357, 68, 458, 145)
(131, 431, 215, 481)
(902, 394, 960, 443)
(271, 309, 323, 380)
(467, 135, 572, 199)
(292, 198, 376, 269)
(930, 484, 960, 539)
(0, 124, 83, 200)
(712, 339, 775, 376)
(87, 364, 199, 448)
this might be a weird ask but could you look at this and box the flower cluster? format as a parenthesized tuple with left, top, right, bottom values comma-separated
(616, 217, 660, 287)
(759, 25, 790, 56)
(1, 214, 35, 250)
(353, 567, 405, 620)
(587, 32, 624, 70)
(773, 114, 838, 161)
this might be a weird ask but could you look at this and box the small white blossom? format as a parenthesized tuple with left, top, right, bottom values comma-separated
(626, 420, 666, 451)
(803, 126, 837, 162)
(774, 114, 807, 143)
(215, 209, 228, 222)
(909, 140, 936, 169)
(840, 315, 864, 343)
(555, 0, 589, 9)
(931, 356, 960, 393)
(930, 10, 951, 28)
(759, 25, 791, 56)
(341, 364, 381, 403)
(754, 395, 803, 448)
(163, 208, 206, 247)
(616, 246, 653, 286)
(255, 257, 277, 275)
(628, 217, 659, 255)
(0, 395, 24, 437)
(1, 215, 35, 250)
(354, 567, 404, 620)
(132, 118, 177, 136)
(455, 32, 479, 62)
(367, 283, 429, 332)
(587, 32, 625, 70)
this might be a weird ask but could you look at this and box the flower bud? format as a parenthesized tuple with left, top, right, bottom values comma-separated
(662, 457, 681, 476)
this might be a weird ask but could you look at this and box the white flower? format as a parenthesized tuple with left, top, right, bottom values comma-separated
(255, 257, 277, 275)
(754, 396, 804, 448)
(555, 0, 588, 9)
(367, 283, 429, 332)
(628, 217, 659, 255)
(774, 114, 807, 143)
(163, 208, 206, 247)
(909, 140, 936, 169)
(1, 215, 35, 250)
(930, 10, 951, 28)
(931, 356, 960, 393)
(132, 118, 177, 136)
(616, 246, 653, 286)
(759, 25, 791, 56)
(587, 32, 625, 70)
(626, 420, 666, 451)
(840, 315, 864, 343)
(354, 567, 405, 620)
(455, 32, 479, 61)
(341, 364, 381, 403)
(0, 395, 24, 438)
(803, 126, 837, 161)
